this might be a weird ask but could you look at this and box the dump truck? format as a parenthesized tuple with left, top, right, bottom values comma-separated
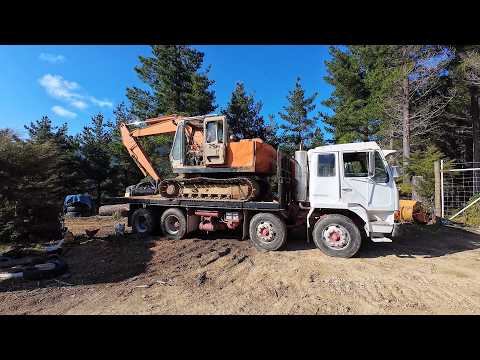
(107, 114, 401, 258)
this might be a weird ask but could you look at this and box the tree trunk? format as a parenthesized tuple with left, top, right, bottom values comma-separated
(402, 76, 411, 183)
(389, 126, 394, 149)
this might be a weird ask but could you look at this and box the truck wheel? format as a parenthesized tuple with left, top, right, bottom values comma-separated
(160, 208, 187, 240)
(65, 211, 81, 218)
(249, 213, 287, 251)
(312, 214, 362, 258)
(131, 208, 156, 235)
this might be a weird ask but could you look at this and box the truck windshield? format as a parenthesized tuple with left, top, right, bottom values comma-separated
(373, 151, 389, 183)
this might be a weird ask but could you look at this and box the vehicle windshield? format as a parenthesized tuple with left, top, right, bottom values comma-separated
(373, 151, 389, 183)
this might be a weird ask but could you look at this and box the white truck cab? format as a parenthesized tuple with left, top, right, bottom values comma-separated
(296, 141, 400, 258)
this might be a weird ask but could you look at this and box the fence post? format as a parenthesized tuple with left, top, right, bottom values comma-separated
(434, 160, 441, 218)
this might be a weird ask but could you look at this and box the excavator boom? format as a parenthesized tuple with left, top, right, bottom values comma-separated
(119, 115, 180, 182)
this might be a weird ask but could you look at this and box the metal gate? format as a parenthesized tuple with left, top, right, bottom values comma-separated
(441, 160, 480, 220)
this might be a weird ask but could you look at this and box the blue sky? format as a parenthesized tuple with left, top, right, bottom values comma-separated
(0, 45, 334, 138)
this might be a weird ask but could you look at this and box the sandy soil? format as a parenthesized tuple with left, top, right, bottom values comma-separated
(1, 216, 480, 315)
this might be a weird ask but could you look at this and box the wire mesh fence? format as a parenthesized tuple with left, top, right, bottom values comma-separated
(441, 161, 480, 220)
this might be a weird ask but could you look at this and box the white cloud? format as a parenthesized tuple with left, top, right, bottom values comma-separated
(52, 105, 77, 118)
(90, 96, 113, 108)
(39, 53, 66, 64)
(38, 73, 113, 111)
(70, 99, 88, 110)
(39, 74, 81, 101)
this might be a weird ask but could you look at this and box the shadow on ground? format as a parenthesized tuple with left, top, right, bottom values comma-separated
(284, 224, 480, 259)
(0, 232, 154, 293)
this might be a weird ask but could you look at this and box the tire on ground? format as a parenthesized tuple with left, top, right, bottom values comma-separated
(312, 214, 362, 258)
(131, 208, 157, 235)
(65, 211, 81, 218)
(160, 208, 187, 240)
(22, 256, 68, 281)
(249, 212, 287, 251)
(66, 206, 78, 212)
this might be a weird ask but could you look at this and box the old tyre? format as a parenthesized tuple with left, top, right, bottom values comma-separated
(160, 208, 187, 240)
(22, 256, 68, 281)
(249, 212, 287, 251)
(66, 206, 78, 212)
(65, 211, 81, 218)
(312, 214, 362, 258)
(131, 208, 156, 235)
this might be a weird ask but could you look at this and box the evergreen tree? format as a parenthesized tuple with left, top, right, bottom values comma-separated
(25, 116, 69, 144)
(125, 45, 216, 183)
(264, 114, 281, 148)
(221, 82, 267, 140)
(24, 116, 83, 195)
(380, 45, 453, 171)
(322, 46, 393, 144)
(278, 77, 319, 155)
(311, 127, 325, 148)
(0, 130, 63, 243)
(126, 45, 216, 119)
(77, 114, 115, 208)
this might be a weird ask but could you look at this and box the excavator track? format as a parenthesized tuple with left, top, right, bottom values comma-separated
(159, 177, 261, 201)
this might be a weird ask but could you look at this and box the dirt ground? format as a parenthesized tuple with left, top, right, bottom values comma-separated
(1, 216, 480, 315)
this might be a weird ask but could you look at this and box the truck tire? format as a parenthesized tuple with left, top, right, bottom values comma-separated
(131, 208, 156, 235)
(160, 208, 187, 240)
(65, 211, 81, 218)
(249, 212, 287, 251)
(312, 214, 362, 258)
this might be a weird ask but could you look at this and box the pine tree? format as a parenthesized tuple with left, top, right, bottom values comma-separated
(126, 45, 216, 119)
(311, 127, 325, 148)
(380, 45, 454, 172)
(221, 82, 267, 140)
(278, 77, 319, 155)
(0, 130, 64, 243)
(322, 46, 393, 144)
(77, 114, 115, 208)
(264, 114, 281, 148)
(24, 116, 83, 195)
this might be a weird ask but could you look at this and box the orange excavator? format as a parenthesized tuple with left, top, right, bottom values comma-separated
(120, 114, 278, 201)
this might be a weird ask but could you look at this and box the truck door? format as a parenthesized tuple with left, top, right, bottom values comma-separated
(340, 151, 370, 205)
(308, 152, 341, 206)
(340, 150, 394, 210)
(203, 117, 226, 165)
(368, 150, 394, 210)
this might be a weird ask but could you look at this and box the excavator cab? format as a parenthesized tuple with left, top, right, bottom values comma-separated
(170, 115, 227, 169)
(203, 116, 227, 165)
